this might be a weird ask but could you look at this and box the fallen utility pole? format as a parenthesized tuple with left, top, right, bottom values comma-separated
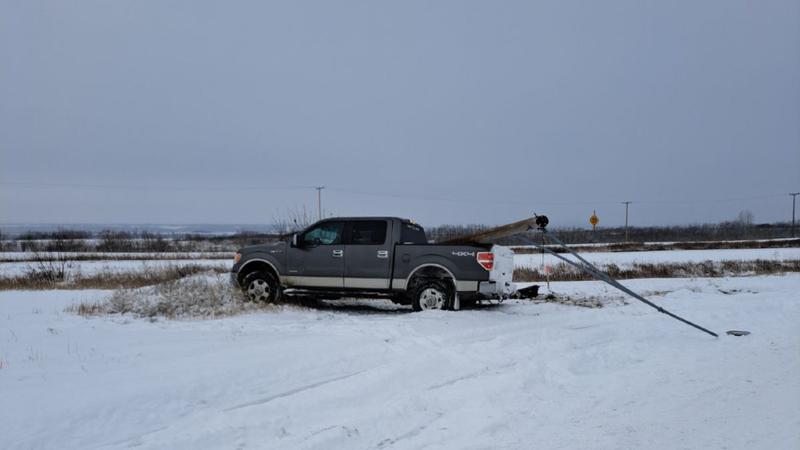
(441, 217, 541, 244)
(526, 215, 718, 338)
(439, 214, 718, 337)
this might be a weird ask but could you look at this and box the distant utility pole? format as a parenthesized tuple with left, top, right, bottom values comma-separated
(315, 186, 325, 221)
(791, 192, 799, 238)
(622, 201, 631, 242)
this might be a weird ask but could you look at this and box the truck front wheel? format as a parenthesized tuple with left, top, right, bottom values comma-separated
(242, 271, 281, 303)
(410, 279, 453, 311)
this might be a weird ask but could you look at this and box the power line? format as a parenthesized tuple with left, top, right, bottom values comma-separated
(0, 181, 316, 192)
(0, 180, 792, 208)
(326, 187, 788, 207)
(626, 193, 787, 205)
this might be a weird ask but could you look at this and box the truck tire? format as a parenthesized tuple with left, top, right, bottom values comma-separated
(410, 279, 453, 311)
(242, 271, 281, 303)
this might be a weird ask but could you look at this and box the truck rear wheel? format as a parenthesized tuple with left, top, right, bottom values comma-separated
(410, 279, 453, 311)
(242, 271, 281, 303)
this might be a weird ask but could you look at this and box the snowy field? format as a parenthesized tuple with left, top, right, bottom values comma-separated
(1, 274, 799, 449)
(514, 247, 800, 269)
(0, 259, 229, 276)
(1, 247, 798, 278)
(0, 251, 233, 261)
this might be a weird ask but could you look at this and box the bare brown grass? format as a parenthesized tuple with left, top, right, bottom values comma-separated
(512, 239, 800, 254)
(0, 264, 226, 291)
(66, 275, 266, 319)
(514, 259, 800, 282)
(0, 252, 233, 263)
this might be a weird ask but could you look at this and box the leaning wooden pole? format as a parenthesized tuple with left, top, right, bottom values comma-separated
(529, 215, 718, 338)
(440, 217, 540, 244)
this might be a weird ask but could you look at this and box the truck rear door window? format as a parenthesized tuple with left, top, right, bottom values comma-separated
(349, 221, 387, 245)
(400, 222, 427, 244)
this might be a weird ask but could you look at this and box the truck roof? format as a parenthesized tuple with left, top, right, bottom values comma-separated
(319, 216, 413, 223)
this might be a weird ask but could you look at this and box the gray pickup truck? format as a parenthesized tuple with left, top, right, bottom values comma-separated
(231, 217, 534, 310)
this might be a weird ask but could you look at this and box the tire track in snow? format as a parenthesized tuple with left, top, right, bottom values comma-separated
(427, 361, 517, 391)
(376, 412, 445, 449)
(102, 424, 170, 448)
(222, 370, 367, 412)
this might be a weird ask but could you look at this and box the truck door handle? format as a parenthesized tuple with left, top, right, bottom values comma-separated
(332, 250, 344, 258)
(377, 250, 389, 259)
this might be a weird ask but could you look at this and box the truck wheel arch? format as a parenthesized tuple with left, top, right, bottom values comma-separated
(237, 259, 281, 286)
(405, 264, 457, 310)
(404, 263, 457, 292)
(406, 263, 457, 284)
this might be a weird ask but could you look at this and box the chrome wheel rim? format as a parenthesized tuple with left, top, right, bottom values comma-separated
(247, 279, 271, 302)
(419, 287, 445, 310)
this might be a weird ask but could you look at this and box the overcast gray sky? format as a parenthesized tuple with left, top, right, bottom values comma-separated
(1, 0, 798, 228)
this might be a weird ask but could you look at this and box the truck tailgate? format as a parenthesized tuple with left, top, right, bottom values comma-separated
(489, 245, 515, 295)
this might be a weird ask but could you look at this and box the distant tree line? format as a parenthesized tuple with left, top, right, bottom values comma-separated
(425, 220, 796, 245)
(1, 217, 796, 253)
(0, 228, 282, 252)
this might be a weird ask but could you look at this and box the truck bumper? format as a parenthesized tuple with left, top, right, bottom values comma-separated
(479, 281, 498, 296)
(479, 281, 539, 299)
(478, 281, 510, 298)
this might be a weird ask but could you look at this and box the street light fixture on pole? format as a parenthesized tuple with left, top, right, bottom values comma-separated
(622, 201, 631, 242)
(315, 186, 325, 221)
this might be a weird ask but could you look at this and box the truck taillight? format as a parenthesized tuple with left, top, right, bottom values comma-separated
(477, 252, 494, 270)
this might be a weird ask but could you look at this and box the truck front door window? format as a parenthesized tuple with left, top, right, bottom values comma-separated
(302, 222, 343, 246)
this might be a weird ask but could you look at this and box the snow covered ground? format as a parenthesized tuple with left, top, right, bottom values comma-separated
(1, 275, 798, 449)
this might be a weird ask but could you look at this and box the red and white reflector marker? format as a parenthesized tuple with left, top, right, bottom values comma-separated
(477, 252, 494, 270)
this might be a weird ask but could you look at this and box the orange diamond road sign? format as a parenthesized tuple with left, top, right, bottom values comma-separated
(590, 211, 599, 229)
